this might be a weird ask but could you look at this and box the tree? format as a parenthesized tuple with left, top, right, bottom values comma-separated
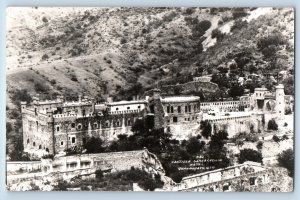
(277, 148, 294, 177)
(83, 137, 104, 153)
(186, 137, 204, 155)
(200, 120, 212, 139)
(268, 119, 278, 131)
(238, 149, 262, 164)
(229, 82, 244, 98)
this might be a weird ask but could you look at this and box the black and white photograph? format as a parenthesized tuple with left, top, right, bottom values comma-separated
(5, 7, 294, 192)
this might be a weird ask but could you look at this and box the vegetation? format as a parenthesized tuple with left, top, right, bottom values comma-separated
(238, 149, 263, 164)
(53, 167, 163, 191)
(277, 148, 294, 177)
(268, 119, 278, 131)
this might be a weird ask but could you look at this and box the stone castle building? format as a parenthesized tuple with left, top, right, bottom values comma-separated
(21, 84, 292, 157)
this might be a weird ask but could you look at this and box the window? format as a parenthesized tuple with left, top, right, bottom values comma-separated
(77, 124, 82, 130)
(27, 139, 29, 144)
(105, 122, 109, 127)
(250, 177, 256, 185)
(71, 123, 75, 128)
(185, 106, 188, 112)
(127, 107, 130, 110)
(116, 121, 120, 126)
(127, 119, 131, 126)
(61, 141, 64, 146)
(39, 145, 42, 149)
(56, 126, 60, 132)
(188, 105, 191, 112)
(116, 108, 119, 111)
(33, 142, 36, 147)
(72, 137, 76, 144)
(171, 106, 174, 113)
(94, 123, 98, 128)
(173, 117, 178, 123)
(167, 106, 170, 113)
(138, 105, 141, 109)
(46, 148, 49, 152)
(178, 106, 181, 113)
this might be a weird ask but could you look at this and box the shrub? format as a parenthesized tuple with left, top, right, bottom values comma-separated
(42, 16, 48, 23)
(238, 149, 263, 164)
(272, 135, 280, 143)
(95, 169, 104, 180)
(268, 119, 278, 131)
(50, 79, 56, 85)
(256, 141, 263, 150)
(41, 54, 49, 60)
(34, 82, 50, 93)
(70, 74, 78, 82)
(232, 8, 249, 19)
(277, 148, 294, 177)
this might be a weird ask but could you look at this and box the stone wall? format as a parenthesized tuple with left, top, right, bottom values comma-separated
(171, 162, 292, 192)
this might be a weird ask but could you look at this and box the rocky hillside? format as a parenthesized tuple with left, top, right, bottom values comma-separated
(6, 7, 294, 105)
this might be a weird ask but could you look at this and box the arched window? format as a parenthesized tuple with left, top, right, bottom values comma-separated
(39, 145, 42, 149)
(27, 139, 29, 144)
(46, 148, 49, 152)
(33, 142, 36, 147)
(56, 126, 60, 132)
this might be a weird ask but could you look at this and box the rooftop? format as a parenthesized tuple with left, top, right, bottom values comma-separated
(161, 96, 200, 103)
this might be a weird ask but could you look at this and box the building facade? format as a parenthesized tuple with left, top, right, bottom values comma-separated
(21, 84, 292, 157)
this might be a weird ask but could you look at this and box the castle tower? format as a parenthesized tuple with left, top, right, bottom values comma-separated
(275, 84, 285, 124)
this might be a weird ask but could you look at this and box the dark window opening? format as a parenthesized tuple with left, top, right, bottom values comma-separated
(94, 123, 98, 128)
(71, 123, 75, 128)
(167, 106, 170, 113)
(250, 177, 256, 185)
(127, 107, 130, 110)
(150, 105, 155, 113)
(171, 106, 174, 113)
(178, 106, 181, 113)
(72, 137, 76, 144)
(127, 119, 131, 126)
(61, 141, 64, 146)
(46, 148, 49, 152)
(27, 139, 29, 144)
(39, 145, 42, 149)
(188, 105, 191, 112)
(173, 117, 178, 123)
(33, 142, 36, 147)
(185, 106, 188, 112)
(56, 126, 60, 132)
(138, 106, 141, 109)
(116, 108, 119, 110)
(78, 124, 82, 130)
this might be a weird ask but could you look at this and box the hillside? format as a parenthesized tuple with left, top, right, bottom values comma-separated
(6, 7, 294, 105)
